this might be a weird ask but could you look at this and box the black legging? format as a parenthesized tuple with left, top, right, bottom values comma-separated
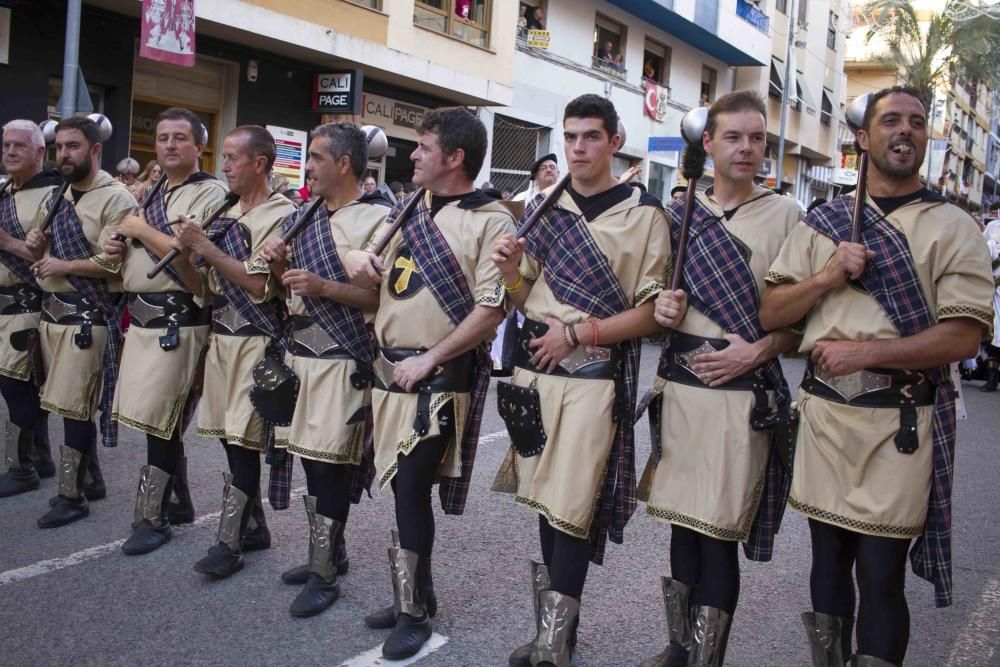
(147, 428, 182, 475)
(301, 457, 352, 523)
(0, 375, 44, 432)
(669, 524, 741, 614)
(223, 441, 260, 498)
(391, 404, 455, 558)
(809, 519, 911, 663)
(538, 515, 591, 599)
(64, 417, 96, 455)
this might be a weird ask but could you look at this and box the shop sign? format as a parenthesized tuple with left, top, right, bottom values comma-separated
(267, 125, 308, 189)
(323, 93, 429, 141)
(312, 71, 363, 114)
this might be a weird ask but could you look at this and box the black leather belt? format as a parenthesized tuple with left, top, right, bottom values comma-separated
(514, 317, 621, 380)
(800, 361, 935, 408)
(801, 361, 936, 455)
(128, 292, 210, 329)
(660, 331, 765, 391)
(0, 284, 42, 315)
(373, 347, 474, 393)
(211, 295, 269, 337)
(289, 315, 354, 360)
(41, 292, 106, 326)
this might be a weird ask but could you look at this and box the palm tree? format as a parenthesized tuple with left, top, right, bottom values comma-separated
(862, 0, 1000, 106)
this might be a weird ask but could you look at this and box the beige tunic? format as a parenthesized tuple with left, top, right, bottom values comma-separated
(0, 179, 58, 380)
(505, 186, 670, 538)
(196, 194, 294, 450)
(644, 187, 801, 541)
(767, 197, 994, 536)
(38, 171, 133, 420)
(275, 200, 388, 463)
(369, 193, 513, 490)
(109, 177, 228, 438)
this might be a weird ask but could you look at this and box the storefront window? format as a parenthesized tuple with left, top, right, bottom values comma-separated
(414, 0, 491, 49)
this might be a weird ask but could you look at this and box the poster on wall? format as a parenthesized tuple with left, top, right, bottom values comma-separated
(140, 0, 197, 68)
(267, 125, 307, 189)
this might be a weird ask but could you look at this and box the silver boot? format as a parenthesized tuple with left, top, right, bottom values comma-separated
(509, 560, 551, 666)
(0, 423, 40, 497)
(121, 464, 173, 555)
(530, 590, 580, 667)
(289, 495, 342, 617)
(640, 577, 693, 667)
(688, 605, 732, 666)
(801, 611, 848, 666)
(37, 446, 89, 528)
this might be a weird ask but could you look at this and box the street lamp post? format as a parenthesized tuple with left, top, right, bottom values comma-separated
(775, 0, 797, 194)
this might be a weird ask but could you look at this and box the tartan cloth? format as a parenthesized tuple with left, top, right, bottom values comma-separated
(142, 171, 215, 289)
(0, 185, 41, 289)
(399, 196, 493, 516)
(49, 197, 125, 448)
(666, 193, 793, 562)
(286, 199, 388, 504)
(286, 203, 374, 362)
(522, 193, 645, 565)
(806, 194, 958, 607)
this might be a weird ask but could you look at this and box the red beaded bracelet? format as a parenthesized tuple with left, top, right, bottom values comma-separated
(588, 318, 599, 346)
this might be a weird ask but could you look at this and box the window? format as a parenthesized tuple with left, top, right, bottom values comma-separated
(643, 39, 671, 87)
(701, 66, 717, 105)
(517, 1, 546, 39)
(821, 88, 833, 125)
(347, 0, 380, 8)
(769, 57, 785, 99)
(795, 71, 815, 111)
(776, 0, 787, 12)
(593, 14, 627, 79)
(827, 11, 837, 49)
(798, 0, 808, 26)
(414, 0, 492, 48)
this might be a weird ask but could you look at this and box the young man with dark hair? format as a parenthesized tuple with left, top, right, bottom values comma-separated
(638, 90, 801, 666)
(760, 87, 994, 665)
(0, 120, 60, 497)
(257, 122, 392, 617)
(171, 125, 296, 578)
(102, 106, 228, 555)
(344, 107, 514, 660)
(25, 116, 136, 528)
(491, 93, 670, 666)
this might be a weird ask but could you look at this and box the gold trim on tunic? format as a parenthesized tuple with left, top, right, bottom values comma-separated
(646, 468, 767, 542)
(788, 496, 925, 538)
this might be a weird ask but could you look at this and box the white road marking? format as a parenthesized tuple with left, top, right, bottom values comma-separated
(0, 485, 306, 587)
(948, 577, 1000, 666)
(0, 431, 513, 588)
(338, 633, 448, 667)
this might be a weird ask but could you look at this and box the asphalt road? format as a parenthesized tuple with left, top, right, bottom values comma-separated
(1, 348, 999, 666)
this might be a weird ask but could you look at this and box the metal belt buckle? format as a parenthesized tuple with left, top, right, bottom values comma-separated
(816, 368, 891, 402)
(675, 341, 719, 384)
(294, 322, 341, 356)
(42, 295, 78, 322)
(558, 345, 612, 374)
(375, 352, 397, 387)
(212, 303, 252, 334)
(128, 295, 167, 327)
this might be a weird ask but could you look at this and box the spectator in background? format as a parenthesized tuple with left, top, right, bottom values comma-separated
(271, 173, 290, 194)
(455, 0, 470, 19)
(526, 6, 545, 30)
(518, 4, 528, 36)
(513, 153, 558, 202)
(130, 159, 162, 200)
(597, 40, 616, 63)
(284, 189, 303, 207)
(362, 175, 377, 195)
(806, 197, 827, 215)
(389, 180, 404, 202)
(643, 59, 657, 81)
(670, 184, 687, 202)
(116, 157, 140, 186)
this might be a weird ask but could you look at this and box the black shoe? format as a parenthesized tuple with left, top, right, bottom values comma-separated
(0, 467, 40, 497)
(38, 495, 89, 528)
(281, 564, 310, 585)
(289, 572, 341, 618)
(122, 520, 173, 555)
(365, 588, 438, 629)
(382, 612, 432, 660)
(166, 455, 195, 524)
(193, 542, 244, 578)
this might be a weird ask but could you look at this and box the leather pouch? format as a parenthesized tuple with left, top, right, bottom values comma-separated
(250, 355, 300, 426)
(497, 380, 547, 458)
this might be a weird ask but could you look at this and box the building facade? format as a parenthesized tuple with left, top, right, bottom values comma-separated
(1, 0, 516, 188)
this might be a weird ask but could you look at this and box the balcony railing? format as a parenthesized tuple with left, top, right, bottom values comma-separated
(736, 0, 770, 34)
(592, 56, 627, 80)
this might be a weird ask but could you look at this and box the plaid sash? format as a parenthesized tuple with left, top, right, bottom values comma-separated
(523, 194, 643, 564)
(208, 215, 283, 337)
(400, 196, 493, 516)
(49, 197, 125, 448)
(667, 193, 793, 561)
(0, 187, 41, 288)
(806, 194, 958, 607)
(142, 172, 215, 289)
(286, 203, 374, 362)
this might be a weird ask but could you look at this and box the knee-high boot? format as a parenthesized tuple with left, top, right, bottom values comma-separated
(193, 473, 250, 578)
(0, 423, 40, 497)
(37, 445, 89, 528)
